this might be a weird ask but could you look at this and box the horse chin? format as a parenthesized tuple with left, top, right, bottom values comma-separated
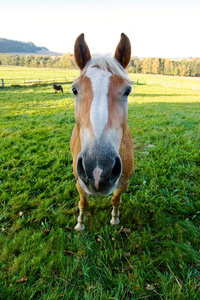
(78, 177, 119, 196)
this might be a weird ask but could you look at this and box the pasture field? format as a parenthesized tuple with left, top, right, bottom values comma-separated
(0, 66, 79, 80)
(0, 67, 200, 299)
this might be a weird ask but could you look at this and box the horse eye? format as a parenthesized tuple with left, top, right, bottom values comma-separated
(72, 87, 78, 96)
(124, 88, 131, 97)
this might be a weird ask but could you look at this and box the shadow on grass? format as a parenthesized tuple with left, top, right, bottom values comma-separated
(2, 81, 74, 89)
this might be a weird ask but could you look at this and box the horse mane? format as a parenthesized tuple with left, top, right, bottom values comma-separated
(83, 55, 131, 84)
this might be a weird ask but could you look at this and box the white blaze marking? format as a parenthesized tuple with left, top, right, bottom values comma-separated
(93, 166, 103, 190)
(86, 67, 112, 142)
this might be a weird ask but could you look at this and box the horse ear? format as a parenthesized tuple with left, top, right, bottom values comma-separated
(114, 33, 131, 68)
(74, 33, 91, 70)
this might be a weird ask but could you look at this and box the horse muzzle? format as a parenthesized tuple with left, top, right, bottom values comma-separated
(76, 149, 122, 196)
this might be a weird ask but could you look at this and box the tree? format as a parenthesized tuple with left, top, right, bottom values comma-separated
(164, 58, 174, 75)
(173, 67, 180, 76)
(59, 52, 76, 69)
(141, 58, 153, 74)
(19, 56, 25, 66)
(158, 58, 165, 74)
(25, 55, 34, 67)
(152, 58, 160, 74)
(179, 64, 187, 76)
(189, 59, 200, 77)
(179, 60, 190, 76)
(134, 59, 142, 73)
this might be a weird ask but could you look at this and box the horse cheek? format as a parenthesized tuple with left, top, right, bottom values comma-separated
(70, 125, 82, 179)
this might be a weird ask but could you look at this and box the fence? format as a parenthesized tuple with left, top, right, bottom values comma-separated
(131, 79, 200, 91)
(1, 77, 200, 91)
(0, 77, 75, 87)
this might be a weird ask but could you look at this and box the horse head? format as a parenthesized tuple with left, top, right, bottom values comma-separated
(72, 33, 131, 196)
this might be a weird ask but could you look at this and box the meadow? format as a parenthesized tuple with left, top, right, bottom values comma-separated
(0, 66, 200, 299)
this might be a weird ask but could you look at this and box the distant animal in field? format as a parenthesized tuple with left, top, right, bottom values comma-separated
(53, 83, 63, 93)
(70, 33, 134, 231)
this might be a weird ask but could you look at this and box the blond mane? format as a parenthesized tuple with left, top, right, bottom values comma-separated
(82, 55, 131, 84)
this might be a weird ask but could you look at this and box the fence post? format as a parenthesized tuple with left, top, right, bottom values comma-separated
(1, 79, 4, 88)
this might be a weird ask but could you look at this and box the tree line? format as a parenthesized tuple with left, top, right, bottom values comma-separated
(128, 57, 200, 77)
(0, 53, 200, 77)
(0, 53, 76, 69)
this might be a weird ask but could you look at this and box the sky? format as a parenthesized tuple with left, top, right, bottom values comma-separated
(1, 0, 200, 58)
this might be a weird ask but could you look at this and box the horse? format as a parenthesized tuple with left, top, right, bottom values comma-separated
(70, 33, 134, 230)
(53, 83, 63, 93)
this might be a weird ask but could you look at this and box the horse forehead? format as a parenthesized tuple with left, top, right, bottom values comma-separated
(85, 67, 112, 87)
(84, 68, 129, 92)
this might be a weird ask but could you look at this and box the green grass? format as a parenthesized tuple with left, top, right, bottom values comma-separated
(0, 67, 200, 299)
(0, 66, 79, 79)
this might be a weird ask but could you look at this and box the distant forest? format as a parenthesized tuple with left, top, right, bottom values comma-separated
(0, 38, 48, 53)
(0, 53, 200, 77)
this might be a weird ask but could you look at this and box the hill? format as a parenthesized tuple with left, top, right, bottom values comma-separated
(0, 38, 48, 53)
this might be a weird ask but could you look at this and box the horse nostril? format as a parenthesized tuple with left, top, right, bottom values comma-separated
(111, 156, 122, 183)
(77, 156, 87, 183)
